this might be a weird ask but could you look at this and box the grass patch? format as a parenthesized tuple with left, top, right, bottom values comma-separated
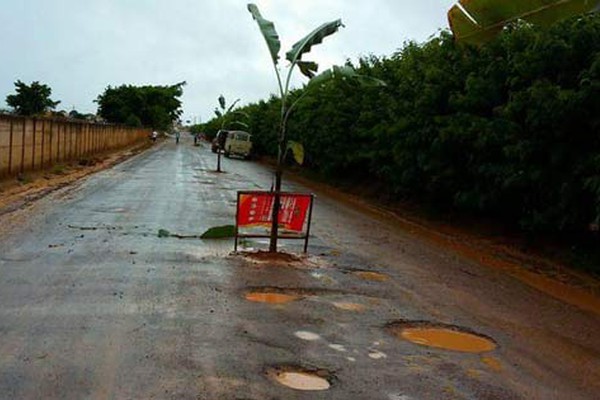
(158, 229, 171, 238)
(50, 164, 67, 175)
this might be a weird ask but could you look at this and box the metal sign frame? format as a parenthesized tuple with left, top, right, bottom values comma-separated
(234, 190, 315, 253)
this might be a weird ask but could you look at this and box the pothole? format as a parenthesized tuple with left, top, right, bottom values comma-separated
(387, 321, 497, 353)
(332, 302, 367, 312)
(294, 331, 321, 341)
(353, 271, 389, 282)
(244, 287, 347, 304)
(267, 366, 332, 391)
(245, 292, 300, 304)
(482, 356, 503, 371)
(238, 251, 322, 269)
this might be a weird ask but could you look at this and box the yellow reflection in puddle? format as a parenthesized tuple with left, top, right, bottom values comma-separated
(399, 328, 496, 353)
(354, 271, 388, 282)
(482, 356, 503, 371)
(332, 302, 367, 312)
(245, 292, 298, 304)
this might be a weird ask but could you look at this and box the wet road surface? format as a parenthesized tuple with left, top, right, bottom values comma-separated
(1, 136, 599, 399)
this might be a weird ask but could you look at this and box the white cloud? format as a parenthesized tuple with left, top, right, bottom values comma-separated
(0, 0, 456, 122)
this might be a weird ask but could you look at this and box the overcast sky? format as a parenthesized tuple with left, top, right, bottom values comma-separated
(1, 0, 456, 123)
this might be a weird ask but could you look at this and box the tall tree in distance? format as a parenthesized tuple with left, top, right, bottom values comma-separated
(96, 82, 185, 130)
(6, 80, 60, 116)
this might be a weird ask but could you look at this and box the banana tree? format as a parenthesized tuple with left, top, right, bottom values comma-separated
(213, 95, 248, 172)
(247, 3, 384, 253)
(449, 0, 600, 46)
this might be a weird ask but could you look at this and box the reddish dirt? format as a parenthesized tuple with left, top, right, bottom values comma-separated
(0, 141, 152, 217)
(240, 250, 303, 263)
(284, 171, 600, 315)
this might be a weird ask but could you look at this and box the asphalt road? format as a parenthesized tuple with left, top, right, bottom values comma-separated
(0, 135, 599, 399)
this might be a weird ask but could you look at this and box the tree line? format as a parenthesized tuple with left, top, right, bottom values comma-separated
(2, 81, 184, 131)
(203, 15, 600, 238)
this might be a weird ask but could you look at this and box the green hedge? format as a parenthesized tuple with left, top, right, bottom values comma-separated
(207, 15, 600, 234)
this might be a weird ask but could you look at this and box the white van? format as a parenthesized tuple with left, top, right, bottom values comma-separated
(223, 131, 253, 159)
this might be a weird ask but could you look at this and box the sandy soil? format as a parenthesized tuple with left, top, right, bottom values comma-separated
(0, 140, 153, 218)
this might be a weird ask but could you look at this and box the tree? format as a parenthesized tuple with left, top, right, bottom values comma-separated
(213, 95, 249, 172)
(236, 13, 600, 245)
(248, 3, 384, 252)
(6, 80, 60, 116)
(95, 82, 185, 130)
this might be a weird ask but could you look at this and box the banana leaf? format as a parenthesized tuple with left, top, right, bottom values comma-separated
(248, 3, 281, 64)
(286, 19, 344, 69)
(286, 141, 305, 165)
(200, 225, 236, 239)
(307, 66, 387, 89)
(449, 0, 600, 46)
(297, 61, 319, 79)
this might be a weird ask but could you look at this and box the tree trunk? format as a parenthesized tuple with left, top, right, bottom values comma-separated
(268, 124, 287, 253)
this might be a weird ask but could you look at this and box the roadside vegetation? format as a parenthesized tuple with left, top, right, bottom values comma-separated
(5, 80, 60, 116)
(95, 82, 186, 130)
(202, 15, 600, 267)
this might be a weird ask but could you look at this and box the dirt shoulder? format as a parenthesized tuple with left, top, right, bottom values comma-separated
(0, 140, 154, 217)
(279, 167, 600, 316)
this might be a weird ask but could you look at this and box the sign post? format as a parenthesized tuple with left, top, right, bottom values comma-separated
(235, 191, 315, 253)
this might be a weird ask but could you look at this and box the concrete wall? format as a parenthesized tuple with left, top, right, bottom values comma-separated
(0, 115, 150, 177)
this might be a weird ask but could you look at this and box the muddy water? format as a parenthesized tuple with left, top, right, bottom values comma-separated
(482, 356, 503, 371)
(294, 331, 321, 341)
(245, 292, 299, 304)
(354, 271, 388, 282)
(273, 371, 330, 391)
(397, 327, 496, 353)
(332, 302, 367, 312)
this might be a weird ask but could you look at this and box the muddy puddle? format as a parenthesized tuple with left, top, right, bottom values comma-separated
(244, 287, 348, 305)
(332, 302, 367, 312)
(353, 271, 389, 282)
(388, 322, 496, 353)
(267, 367, 332, 391)
(482, 356, 503, 371)
(245, 292, 299, 304)
(239, 250, 325, 269)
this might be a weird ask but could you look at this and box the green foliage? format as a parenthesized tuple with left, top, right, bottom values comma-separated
(6, 80, 60, 116)
(158, 229, 171, 238)
(286, 19, 344, 78)
(200, 225, 236, 239)
(286, 141, 305, 165)
(448, 0, 600, 45)
(247, 4, 281, 65)
(215, 14, 600, 236)
(95, 82, 185, 130)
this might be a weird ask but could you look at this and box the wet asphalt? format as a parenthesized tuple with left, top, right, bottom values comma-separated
(0, 136, 599, 399)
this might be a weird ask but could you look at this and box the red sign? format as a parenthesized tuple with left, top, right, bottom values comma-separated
(237, 192, 312, 233)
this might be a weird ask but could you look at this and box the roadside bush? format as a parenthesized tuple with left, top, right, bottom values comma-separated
(207, 14, 600, 238)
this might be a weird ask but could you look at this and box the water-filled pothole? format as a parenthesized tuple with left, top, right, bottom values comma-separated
(332, 302, 367, 312)
(267, 366, 332, 391)
(354, 271, 389, 282)
(244, 287, 347, 304)
(387, 321, 496, 353)
(245, 292, 299, 304)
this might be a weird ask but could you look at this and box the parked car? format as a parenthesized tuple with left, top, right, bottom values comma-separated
(212, 130, 253, 159)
